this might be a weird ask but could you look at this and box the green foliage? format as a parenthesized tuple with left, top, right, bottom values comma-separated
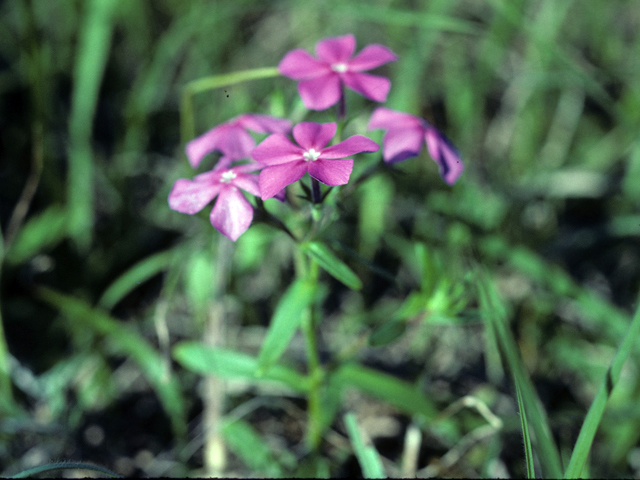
(2, 0, 640, 477)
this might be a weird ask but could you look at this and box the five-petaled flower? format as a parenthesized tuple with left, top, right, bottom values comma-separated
(252, 122, 379, 200)
(367, 107, 464, 185)
(168, 164, 261, 241)
(185, 114, 292, 169)
(278, 34, 397, 111)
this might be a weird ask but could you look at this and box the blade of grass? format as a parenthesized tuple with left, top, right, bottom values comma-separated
(563, 287, 640, 478)
(344, 412, 386, 479)
(515, 379, 536, 478)
(67, 0, 118, 251)
(37, 288, 186, 440)
(477, 267, 563, 478)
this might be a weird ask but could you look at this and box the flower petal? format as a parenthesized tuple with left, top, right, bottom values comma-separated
(168, 178, 221, 214)
(297, 73, 342, 110)
(380, 126, 425, 163)
(236, 114, 292, 134)
(278, 49, 330, 79)
(341, 71, 391, 103)
(210, 186, 253, 241)
(367, 107, 422, 131)
(232, 172, 261, 197)
(259, 161, 308, 200)
(316, 34, 356, 63)
(348, 44, 397, 71)
(320, 134, 379, 159)
(308, 159, 353, 186)
(186, 124, 254, 167)
(293, 122, 336, 151)
(425, 127, 464, 185)
(251, 134, 304, 166)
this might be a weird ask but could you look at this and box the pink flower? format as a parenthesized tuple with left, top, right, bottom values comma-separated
(251, 122, 379, 200)
(367, 107, 464, 185)
(185, 114, 292, 169)
(168, 164, 261, 241)
(278, 34, 397, 111)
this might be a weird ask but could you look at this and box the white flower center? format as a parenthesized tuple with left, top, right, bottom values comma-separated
(220, 170, 237, 183)
(303, 149, 321, 162)
(331, 63, 348, 73)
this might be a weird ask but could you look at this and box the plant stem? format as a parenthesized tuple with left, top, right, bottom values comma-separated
(297, 252, 324, 451)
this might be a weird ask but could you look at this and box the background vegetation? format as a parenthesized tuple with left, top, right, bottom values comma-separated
(1, 0, 639, 477)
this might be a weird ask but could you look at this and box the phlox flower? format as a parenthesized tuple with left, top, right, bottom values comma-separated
(185, 114, 292, 169)
(278, 34, 397, 111)
(367, 107, 464, 185)
(168, 164, 261, 241)
(251, 122, 379, 200)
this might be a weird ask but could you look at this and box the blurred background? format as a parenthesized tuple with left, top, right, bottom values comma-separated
(1, 0, 640, 477)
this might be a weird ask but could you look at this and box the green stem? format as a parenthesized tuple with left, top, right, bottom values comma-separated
(297, 252, 324, 451)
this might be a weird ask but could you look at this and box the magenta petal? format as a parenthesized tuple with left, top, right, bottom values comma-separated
(236, 114, 292, 135)
(185, 128, 224, 168)
(368, 107, 422, 131)
(259, 161, 308, 200)
(381, 126, 425, 163)
(168, 178, 221, 215)
(341, 72, 391, 103)
(210, 187, 253, 241)
(279, 49, 329, 79)
(321, 135, 379, 159)
(348, 44, 398, 71)
(186, 125, 254, 167)
(425, 127, 464, 185)
(297, 73, 342, 110)
(308, 159, 353, 186)
(316, 34, 356, 63)
(293, 122, 336, 150)
(232, 172, 261, 197)
(251, 134, 304, 166)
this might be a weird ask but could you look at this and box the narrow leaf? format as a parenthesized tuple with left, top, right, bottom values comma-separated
(98, 250, 174, 310)
(564, 286, 640, 479)
(4, 205, 67, 265)
(173, 342, 308, 392)
(515, 379, 535, 478)
(222, 419, 293, 477)
(302, 241, 362, 290)
(37, 288, 186, 439)
(257, 279, 316, 372)
(477, 268, 563, 478)
(333, 364, 437, 422)
(344, 412, 386, 479)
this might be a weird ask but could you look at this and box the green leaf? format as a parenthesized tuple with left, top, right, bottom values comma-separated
(257, 279, 316, 372)
(368, 319, 407, 347)
(476, 268, 563, 478)
(564, 287, 640, 479)
(344, 412, 386, 479)
(301, 241, 362, 290)
(515, 379, 535, 479)
(97, 250, 174, 310)
(333, 364, 437, 422)
(173, 342, 308, 392)
(222, 418, 295, 477)
(4, 205, 67, 265)
(37, 288, 186, 439)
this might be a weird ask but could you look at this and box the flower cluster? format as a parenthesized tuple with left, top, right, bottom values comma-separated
(170, 34, 464, 240)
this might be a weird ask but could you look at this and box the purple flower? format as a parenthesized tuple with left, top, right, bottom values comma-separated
(185, 114, 292, 169)
(278, 34, 397, 111)
(367, 107, 464, 185)
(168, 164, 261, 241)
(251, 122, 379, 200)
